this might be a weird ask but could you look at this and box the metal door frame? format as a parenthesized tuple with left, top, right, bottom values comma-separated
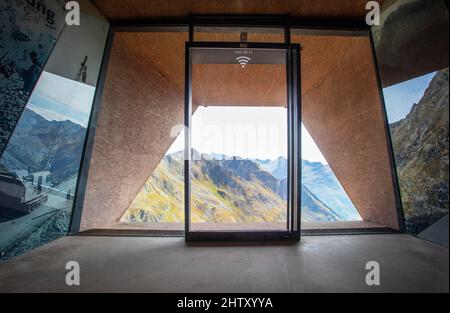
(184, 41, 301, 241)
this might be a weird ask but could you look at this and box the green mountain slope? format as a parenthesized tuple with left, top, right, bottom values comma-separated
(121, 152, 342, 224)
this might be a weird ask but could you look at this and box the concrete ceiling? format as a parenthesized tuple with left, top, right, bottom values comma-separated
(91, 0, 385, 20)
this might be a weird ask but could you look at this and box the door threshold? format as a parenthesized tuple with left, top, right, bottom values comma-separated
(75, 229, 184, 237)
(302, 227, 398, 236)
(74, 227, 398, 238)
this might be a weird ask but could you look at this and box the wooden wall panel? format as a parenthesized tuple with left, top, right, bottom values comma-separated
(80, 32, 187, 230)
(294, 35, 399, 229)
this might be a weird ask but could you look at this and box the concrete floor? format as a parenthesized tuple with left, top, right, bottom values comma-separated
(0, 234, 448, 293)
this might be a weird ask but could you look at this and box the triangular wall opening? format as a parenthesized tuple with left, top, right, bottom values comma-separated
(120, 108, 362, 227)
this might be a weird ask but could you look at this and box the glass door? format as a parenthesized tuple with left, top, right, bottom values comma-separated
(185, 42, 300, 241)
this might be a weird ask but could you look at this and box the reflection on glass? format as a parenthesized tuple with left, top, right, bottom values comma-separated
(384, 70, 449, 234)
(373, 0, 449, 235)
(0, 72, 95, 260)
(0, 8, 109, 261)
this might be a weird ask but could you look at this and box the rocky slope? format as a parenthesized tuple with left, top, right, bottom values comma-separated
(390, 68, 449, 234)
(121, 152, 349, 224)
(0, 108, 86, 185)
(256, 157, 360, 220)
(301, 160, 360, 220)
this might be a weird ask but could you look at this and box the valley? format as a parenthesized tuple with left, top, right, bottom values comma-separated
(121, 151, 360, 225)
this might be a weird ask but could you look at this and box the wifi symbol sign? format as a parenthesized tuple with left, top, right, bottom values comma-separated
(236, 56, 251, 68)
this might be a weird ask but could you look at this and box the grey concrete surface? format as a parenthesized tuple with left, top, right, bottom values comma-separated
(418, 215, 449, 247)
(0, 234, 448, 293)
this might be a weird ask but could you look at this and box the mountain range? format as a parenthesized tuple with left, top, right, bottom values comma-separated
(255, 157, 360, 220)
(121, 151, 360, 224)
(390, 68, 449, 234)
(0, 108, 86, 185)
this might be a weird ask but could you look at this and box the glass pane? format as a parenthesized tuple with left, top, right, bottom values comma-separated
(190, 46, 288, 232)
(113, 29, 189, 232)
(373, 0, 449, 235)
(0, 0, 66, 153)
(0, 11, 109, 261)
(292, 32, 385, 231)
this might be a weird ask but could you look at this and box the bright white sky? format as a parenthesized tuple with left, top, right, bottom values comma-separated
(168, 106, 328, 164)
